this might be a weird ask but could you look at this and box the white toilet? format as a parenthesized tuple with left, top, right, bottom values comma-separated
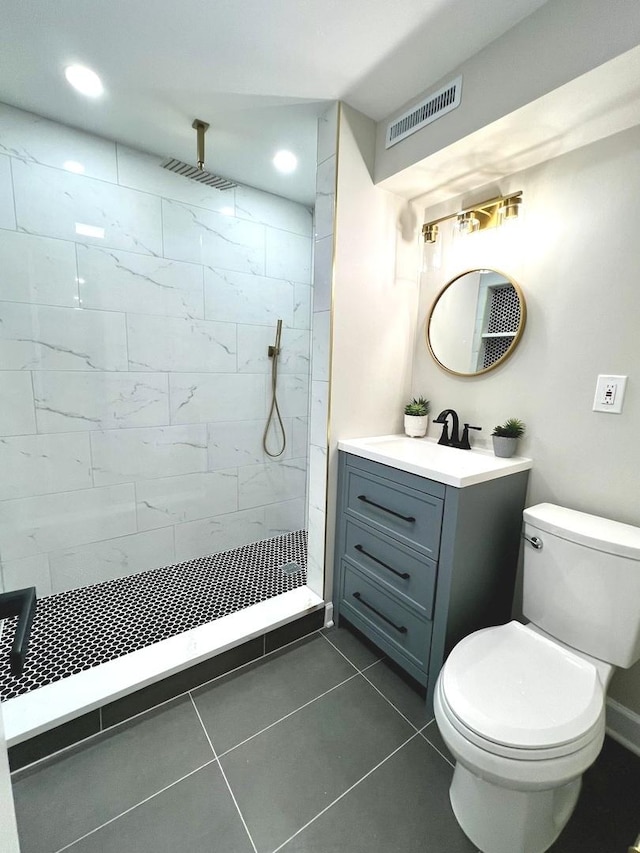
(434, 502, 640, 853)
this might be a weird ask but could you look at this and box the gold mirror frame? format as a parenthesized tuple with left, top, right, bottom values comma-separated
(425, 268, 527, 377)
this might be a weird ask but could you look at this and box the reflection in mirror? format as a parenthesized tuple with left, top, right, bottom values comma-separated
(426, 269, 526, 376)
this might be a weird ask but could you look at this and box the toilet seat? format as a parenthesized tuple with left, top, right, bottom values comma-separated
(440, 621, 605, 760)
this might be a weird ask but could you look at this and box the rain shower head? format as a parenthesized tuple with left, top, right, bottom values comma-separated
(160, 118, 237, 190)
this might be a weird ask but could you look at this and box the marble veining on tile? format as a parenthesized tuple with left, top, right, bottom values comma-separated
(12, 159, 162, 256)
(0, 301, 128, 372)
(0, 102, 118, 181)
(169, 373, 266, 424)
(0, 432, 92, 500)
(90, 424, 208, 486)
(204, 267, 294, 326)
(0, 230, 78, 308)
(162, 198, 265, 274)
(33, 372, 170, 432)
(78, 244, 204, 319)
(135, 470, 239, 531)
(127, 314, 236, 373)
(0, 484, 137, 562)
(0, 154, 17, 229)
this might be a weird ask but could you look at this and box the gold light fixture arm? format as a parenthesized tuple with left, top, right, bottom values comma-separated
(422, 191, 523, 242)
(192, 119, 210, 171)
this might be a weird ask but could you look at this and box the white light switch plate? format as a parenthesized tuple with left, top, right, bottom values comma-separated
(593, 374, 627, 413)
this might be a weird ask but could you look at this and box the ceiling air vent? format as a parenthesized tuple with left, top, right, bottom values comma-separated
(385, 76, 462, 149)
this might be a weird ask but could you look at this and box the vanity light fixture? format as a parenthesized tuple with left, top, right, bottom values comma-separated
(423, 223, 439, 243)
(457, 211, 480, 234)
(422, 191, 523, 243)
(500, 194, 522, 220)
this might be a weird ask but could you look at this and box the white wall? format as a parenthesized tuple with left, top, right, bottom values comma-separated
(412, 126, 640, 712)
(375, 0, 640, 183)
(326, 105, 421, 600)
(0, 103, 312, 596)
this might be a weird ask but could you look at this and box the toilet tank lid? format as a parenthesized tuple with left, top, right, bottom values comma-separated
(524, 503, 640, 561)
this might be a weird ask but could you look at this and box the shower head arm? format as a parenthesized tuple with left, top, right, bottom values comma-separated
(191, 119, 210, 171)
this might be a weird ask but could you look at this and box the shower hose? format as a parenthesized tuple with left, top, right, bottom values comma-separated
(262, 323, 286, 458)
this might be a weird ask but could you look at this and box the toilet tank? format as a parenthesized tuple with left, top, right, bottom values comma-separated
(523, 503, 640, 668)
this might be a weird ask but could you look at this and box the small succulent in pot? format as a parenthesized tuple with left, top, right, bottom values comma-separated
(404, 397, 431, 417)
(404, 396, 431, 437)
(491, 418, 526, 457)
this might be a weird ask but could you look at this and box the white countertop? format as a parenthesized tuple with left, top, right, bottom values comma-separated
(338, 434, 532, 488)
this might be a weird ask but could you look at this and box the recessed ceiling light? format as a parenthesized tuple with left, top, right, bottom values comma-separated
(64, 65, 104, 98)
(63, 160, 85, 174)
(273, 150, 297, 174)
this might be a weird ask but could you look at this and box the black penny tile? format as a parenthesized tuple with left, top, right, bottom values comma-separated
(0, 530, 307, 701)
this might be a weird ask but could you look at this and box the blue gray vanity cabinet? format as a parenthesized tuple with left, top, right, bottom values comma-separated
(333, 451, 529, 706)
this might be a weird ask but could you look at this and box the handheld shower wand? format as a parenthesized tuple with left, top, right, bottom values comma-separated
(268, 319, 282, 359)
(263, 320, 286, 457)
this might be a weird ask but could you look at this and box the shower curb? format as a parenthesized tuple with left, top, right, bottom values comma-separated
(9, 608, 325, 773)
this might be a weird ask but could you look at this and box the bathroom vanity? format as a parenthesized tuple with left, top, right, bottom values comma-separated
(333, 436, 531, 706)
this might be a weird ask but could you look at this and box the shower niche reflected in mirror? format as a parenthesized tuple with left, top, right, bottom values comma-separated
(426, 269, 526, 376)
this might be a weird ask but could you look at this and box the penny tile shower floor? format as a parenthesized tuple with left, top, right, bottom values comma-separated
(10, 625, 640, 853)
(0, 530, 307, 700)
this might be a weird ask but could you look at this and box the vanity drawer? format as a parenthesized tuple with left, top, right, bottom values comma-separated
(340, 564, 432, 673)
(345, 468, 443, 558)
(344, 519, 436, 618)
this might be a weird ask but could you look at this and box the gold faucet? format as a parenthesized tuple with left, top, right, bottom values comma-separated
(628, 834, 640, 853)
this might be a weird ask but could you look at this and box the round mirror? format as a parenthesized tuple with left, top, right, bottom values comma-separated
(426, 269, 526, 376)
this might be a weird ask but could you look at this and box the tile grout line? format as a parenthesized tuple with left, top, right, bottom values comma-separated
(419, 720, 455, 768)
(216, 670, 360, 760)
(319, 630, 382, 673)
(271, 730, 423, 853)
(357, 666, 424, 735)
(51, 757, 218, 853)
(188, 693, 258, 853)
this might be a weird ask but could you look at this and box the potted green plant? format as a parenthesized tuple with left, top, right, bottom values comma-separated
(404, 396, 431, 438)
(492, 418, 526, 458)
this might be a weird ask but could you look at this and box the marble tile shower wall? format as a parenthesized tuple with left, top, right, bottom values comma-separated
(305, 104, 337, 596)
(0, 103, 312, 597)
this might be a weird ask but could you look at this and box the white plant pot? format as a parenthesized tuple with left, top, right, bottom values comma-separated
(404, 414, 429, 438)
(492, 435, 518, 458)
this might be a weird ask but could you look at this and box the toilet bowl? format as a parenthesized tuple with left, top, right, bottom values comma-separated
(434, 621, 610, 853)
(433, 502, 640, 853)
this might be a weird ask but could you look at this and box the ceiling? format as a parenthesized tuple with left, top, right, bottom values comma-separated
(0, 0, 549, 206)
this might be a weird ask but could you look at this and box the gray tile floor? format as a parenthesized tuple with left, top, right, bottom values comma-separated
(10, 626, 640, 853)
